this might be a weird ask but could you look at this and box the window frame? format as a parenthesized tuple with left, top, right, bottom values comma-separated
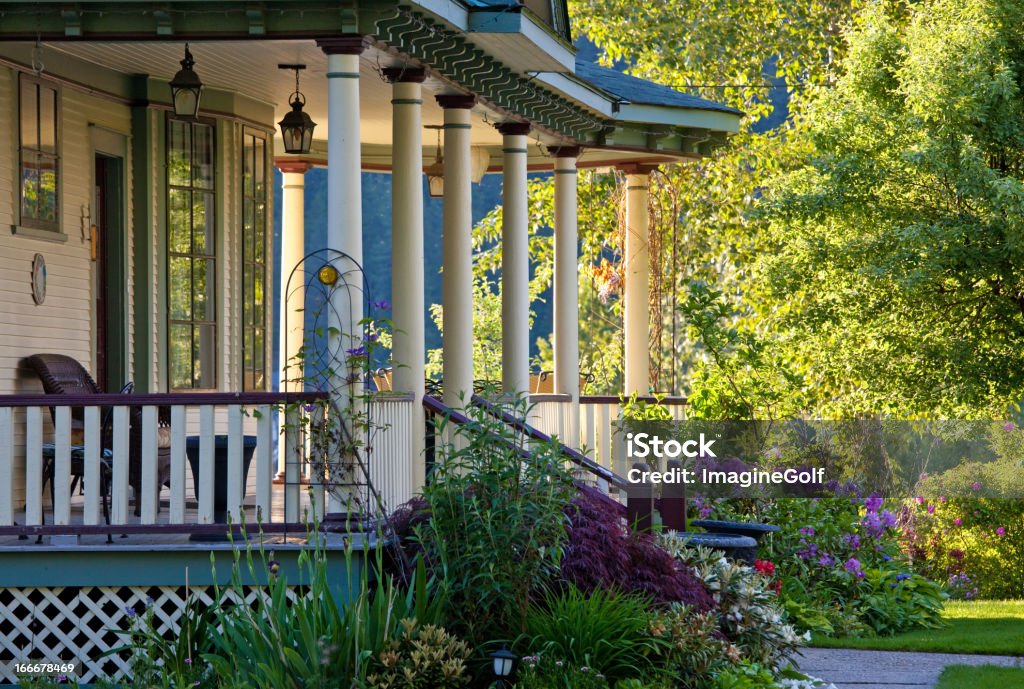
(240, 126, 269, 392)
(166, 114, 218, 391)
(17, 73, 62, 233)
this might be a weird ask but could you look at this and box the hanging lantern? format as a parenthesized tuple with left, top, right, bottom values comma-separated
(425, 125, 444, 198)
(169, 43, 203, 118)
(278, 64, 317, 155)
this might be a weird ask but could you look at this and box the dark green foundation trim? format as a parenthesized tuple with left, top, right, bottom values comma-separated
(0, 543, 362, 603)
(390, 98, 423, 105)
(326, 71, 361, 79)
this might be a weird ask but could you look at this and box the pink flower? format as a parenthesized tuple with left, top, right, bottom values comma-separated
(954, 518, 962, 526)
(1003, 421, 1016, 432)
(927, 504, 935, 514)
(971, 482, 982, 491)
(915, 496, 925, 504)
(996, 527, 1006, 536)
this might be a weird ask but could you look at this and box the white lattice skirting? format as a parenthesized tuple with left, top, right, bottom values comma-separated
(0, 584, 288, 684)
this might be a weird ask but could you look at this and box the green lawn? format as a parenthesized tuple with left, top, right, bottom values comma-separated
(935, 665, 1024, 689)
(811, 600, 1024, 655)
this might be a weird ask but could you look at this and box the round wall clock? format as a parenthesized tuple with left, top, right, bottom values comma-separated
(31, 253, 47, 305)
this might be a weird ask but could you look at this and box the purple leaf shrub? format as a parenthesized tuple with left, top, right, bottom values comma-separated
(561, 485, 714, 611)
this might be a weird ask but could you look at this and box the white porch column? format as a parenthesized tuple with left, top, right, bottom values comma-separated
(384, 67, 426, 493)
(552, 147, 580, 442)
(318, 36, 367, 513)
(276, 159, 311, 478)
(496, 122, 531, 397)
(437, 95, 476, 409)
(622, 165, 655, 395)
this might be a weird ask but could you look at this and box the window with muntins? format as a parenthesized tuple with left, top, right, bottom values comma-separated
(241, 128, 268, 391)
(167, 116, 217, 390)
(19, 75, 60, 231)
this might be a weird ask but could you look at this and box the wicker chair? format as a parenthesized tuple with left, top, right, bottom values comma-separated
(23, 354, 172, 519)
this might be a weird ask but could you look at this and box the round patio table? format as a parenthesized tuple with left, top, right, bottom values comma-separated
(689, 519, 780, 544)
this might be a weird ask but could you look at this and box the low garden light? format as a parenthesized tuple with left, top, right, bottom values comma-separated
(490, 645, 516, 685)
(278, 64, 317, 154)
(169, 43, 203, 118)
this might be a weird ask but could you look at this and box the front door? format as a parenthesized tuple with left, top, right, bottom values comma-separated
(94, 153, 126, 392)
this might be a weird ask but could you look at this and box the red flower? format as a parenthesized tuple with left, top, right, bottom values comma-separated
(754, 559, 776, 576)
(771, 579, 782, 595)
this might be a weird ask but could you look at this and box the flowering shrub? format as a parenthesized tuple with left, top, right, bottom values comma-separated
(902, 496, 1024, 599)
(710, 496, 946, 636)
(515, 655, 610, 689)
(363, 619, 471, 689)
(644, 603, 741, 688)
(662, 541, 804, 667)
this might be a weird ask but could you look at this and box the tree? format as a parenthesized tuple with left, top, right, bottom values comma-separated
(762, 0, 1024, 416)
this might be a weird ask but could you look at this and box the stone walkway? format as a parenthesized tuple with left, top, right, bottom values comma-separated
(797, 648, 1023, 689)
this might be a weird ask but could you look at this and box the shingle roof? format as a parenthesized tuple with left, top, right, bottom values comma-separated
(574, 59, 743, 116)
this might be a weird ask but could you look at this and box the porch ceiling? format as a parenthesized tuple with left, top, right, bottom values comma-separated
(40, 39, 697, 172)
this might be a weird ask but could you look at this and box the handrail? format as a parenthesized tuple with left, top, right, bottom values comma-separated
(580, 394, 687, 405)
(468, 394, 631, 491)
(0, 391, 330, 407)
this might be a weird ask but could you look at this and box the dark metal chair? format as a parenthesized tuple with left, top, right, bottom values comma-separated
(23, 354, 172, 523)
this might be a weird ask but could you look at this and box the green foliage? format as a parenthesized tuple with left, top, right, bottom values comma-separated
(202, 540, 446, 689)
(414, 398, 574, 644)
(679, 281, 804, 421)
(710, 661, 781, 689)
(520, 587, 665, 683)
(515, 654, 612, 689)
(762, 0, 1024, 415)
(854, 568, 946, 635)
(904, 497, 1024, 599)
(935, 666, 1024, 689)
(105, 596, 212, 688)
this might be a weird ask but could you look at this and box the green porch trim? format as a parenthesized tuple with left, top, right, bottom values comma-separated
(0, 543, 363, 604)
(373, 8, 612, 143)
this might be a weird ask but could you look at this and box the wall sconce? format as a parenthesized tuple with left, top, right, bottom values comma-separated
(425, 125, 444, 198)
(278, 64, 317, 155)
(169, 43, 203, 118)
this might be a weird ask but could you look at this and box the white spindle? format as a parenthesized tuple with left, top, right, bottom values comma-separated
(0, 407, 12, 525)
(53, 406, 71, 525)
(256, 405, 272, 523)
(170, 406, 186, 523)
(226, 405, 243, 523)
(198, 405, 214, 523)
(598, 404, 611, 470)
(83, 406, 101, 525)
(111, 406, 130, 524)
(284, 406, 300, 523)
(25, 406, 43, 526)
(140, 406, 158, 524)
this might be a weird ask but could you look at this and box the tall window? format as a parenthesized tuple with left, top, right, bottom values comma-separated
(19, 75, 60, 231)
(241, 128, 268, 391)
(168, 117, 216, 389)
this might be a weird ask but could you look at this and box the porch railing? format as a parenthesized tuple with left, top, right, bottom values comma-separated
(0, 391, 415, 539)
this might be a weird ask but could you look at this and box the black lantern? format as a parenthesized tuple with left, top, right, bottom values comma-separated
(278, 64, 317, 155)
(169, 44, 203, 118)
(490, 645, 516, 686)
